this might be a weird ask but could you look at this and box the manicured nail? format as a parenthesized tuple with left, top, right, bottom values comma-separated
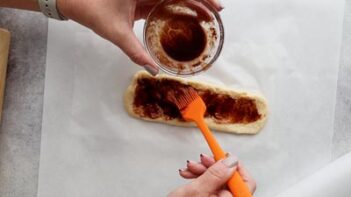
(200, 153, 209, 159)
(187, 160, 196, 165)
(179, 168, 185, 172)
(218, 0, 224, 10)
(144, 64, 159, 76)
(222, 154, 238, 168)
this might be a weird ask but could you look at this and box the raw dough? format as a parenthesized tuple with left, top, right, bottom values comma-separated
(124, 71, 268, 134)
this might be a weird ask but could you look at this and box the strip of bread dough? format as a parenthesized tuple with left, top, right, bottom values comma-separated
(124, 71, 268, 134)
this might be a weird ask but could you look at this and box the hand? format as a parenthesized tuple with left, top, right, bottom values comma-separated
(168, 154, 256, 197)
(56, 0, 224, 75)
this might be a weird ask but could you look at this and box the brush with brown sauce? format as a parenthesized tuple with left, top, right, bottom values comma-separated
(144, 0, 224, 75)
(167, 87, 253, 197)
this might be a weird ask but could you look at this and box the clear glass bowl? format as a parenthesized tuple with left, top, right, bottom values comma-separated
(144, 0, 224, 76)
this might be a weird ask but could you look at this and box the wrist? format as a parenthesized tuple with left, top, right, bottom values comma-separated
(56, 0, 71, 19)
(0, 0, 40, 11)
(38, 0, 68, 20)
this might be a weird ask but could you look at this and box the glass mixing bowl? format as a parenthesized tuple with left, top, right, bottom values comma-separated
(144, 0, 224, 76)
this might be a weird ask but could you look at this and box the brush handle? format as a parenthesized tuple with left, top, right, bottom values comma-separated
(196, 118, 252, 197)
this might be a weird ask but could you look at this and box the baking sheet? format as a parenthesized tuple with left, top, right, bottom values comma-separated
(38, 0, 345, 196)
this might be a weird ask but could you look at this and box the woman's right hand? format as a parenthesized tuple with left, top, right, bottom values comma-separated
(57, 0, 224, 76)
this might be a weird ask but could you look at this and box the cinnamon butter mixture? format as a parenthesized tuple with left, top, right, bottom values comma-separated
(133, 78, 261, 124)
(145, 0, 217, 72)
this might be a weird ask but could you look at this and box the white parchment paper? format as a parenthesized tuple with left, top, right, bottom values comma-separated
(38, 0, 345, 196)
(278, 152, 351, 197)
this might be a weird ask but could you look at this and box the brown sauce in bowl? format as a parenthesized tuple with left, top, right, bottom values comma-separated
(160, 14, 207, 62)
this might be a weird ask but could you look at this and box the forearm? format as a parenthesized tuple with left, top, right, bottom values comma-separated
(0, 0, 40, 11)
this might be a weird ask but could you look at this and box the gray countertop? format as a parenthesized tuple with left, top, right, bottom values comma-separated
(0, 2, 350, 197)
(0, 9, 47, 197)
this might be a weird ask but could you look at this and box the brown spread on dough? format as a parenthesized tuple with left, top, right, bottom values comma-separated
(133, 77, 261, 124)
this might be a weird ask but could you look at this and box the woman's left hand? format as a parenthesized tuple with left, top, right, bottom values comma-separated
(168, 153, 256, 197)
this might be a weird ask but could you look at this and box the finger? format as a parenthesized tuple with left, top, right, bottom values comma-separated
(218, 190, 233, 197)
(137, 0, 160, 5)
(184, 0, 213, 21)
(110, 26, 159, 75)
(190, 155, 238, 194)
(205, 0, 224, 11)
(179, 168, 199, 179)
(187, 160, 208, 175)
(135, 3, 156, 20)
(135, 0, 163, 19)
(237, 162, 257, 193)
(200, 153, 216, 168)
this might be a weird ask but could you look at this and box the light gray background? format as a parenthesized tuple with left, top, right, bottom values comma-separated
(0, 1, 350, 196)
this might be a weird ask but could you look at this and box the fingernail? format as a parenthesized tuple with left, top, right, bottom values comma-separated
(222, 154, 238, 168)
(218, 1, 225, 10)
(179, 168, 185, 172)
(144, 64, 159, 76)
(187, 160, 196, 165)
(200, 153, 208, 159)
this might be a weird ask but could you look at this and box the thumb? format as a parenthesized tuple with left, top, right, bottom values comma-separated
(191, 154, 238, 194)
(111, 28, 159, 76)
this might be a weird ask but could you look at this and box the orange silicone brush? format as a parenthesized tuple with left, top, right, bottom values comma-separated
(170, 88, 252, 197)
